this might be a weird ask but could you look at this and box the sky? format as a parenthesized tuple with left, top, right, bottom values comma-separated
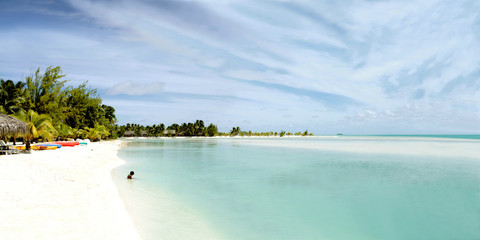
(1, 0, 480, 134)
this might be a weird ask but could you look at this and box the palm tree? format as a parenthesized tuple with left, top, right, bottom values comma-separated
(85, 127, 100, 142)
(102, 104, 117, 124)
(0, 79, 25, 115)
(85, 124, 110, 142)
(206, 123, 218, 137)
(16, 110, 56, 150)
(194, 120, 205, 136)
(167, 123, 180, 136)
(55, 123, 74, 140)
(155, 123, 165, 136)
(230, 126, 241, 136)
(75, 128, 86, 139)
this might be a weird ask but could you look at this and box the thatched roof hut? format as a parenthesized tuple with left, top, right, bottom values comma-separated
(123, 130, 135, 137)
(0, 114, 28, 136)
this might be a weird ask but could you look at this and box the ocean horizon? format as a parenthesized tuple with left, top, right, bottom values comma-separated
(113, 136, 480, 240)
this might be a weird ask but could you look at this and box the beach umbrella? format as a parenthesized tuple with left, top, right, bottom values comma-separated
(0, 114, 28, 136)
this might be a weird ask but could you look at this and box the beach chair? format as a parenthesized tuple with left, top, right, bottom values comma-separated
(0, 140, 16, 155)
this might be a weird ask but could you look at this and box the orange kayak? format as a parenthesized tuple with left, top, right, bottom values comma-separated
(52, 141, 79, 147)
(32, 145, 57, 150)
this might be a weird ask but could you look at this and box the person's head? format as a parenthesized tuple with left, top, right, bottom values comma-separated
(129, 171, 134, 176)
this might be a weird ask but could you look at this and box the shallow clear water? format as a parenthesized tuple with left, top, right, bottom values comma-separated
(113, 137, 480, 240)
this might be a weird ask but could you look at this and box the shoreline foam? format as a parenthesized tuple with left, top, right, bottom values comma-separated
(0, 140, 140, 240)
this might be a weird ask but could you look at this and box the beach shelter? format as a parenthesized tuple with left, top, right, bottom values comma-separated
(0, 114, 28, 137)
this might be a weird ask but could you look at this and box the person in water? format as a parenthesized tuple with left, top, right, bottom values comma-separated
(127, 171, 134, 179)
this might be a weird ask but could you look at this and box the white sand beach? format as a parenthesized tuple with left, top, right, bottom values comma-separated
(0, 140, 140, 240)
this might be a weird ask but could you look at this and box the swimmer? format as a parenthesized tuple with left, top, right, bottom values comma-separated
(127, 171, 134, 179)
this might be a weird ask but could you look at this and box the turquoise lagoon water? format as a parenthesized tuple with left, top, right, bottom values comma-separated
(112, 137, 480, 240)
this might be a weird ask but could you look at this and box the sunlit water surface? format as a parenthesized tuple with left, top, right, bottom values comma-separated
(113, 137, 480, 240)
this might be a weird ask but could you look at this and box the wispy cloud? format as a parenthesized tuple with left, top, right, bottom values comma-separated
(228, 77, 362, 110)
(1, 0, 480, 133)
(106, 81, 165, 96)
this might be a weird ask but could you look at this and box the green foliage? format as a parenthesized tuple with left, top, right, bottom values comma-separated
(85, 124, 110, 142)
(0, 66, 117, 142)
(64, 82, 101, 128)
(55, 123, 75, 140)
(15, 109, 56, 150)
(120, 120, 211, 137)
(230, 126, 241, 136)
(2, 67, 316, 142)
(0, 79, 25, 114)
(205, 123, 218, 137)
(23, 66, 68, 124)
(116, 122, 314, 138)
(102, 105, 117, 125)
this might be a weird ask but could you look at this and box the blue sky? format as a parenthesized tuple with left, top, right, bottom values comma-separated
(1, 0, 480, 134)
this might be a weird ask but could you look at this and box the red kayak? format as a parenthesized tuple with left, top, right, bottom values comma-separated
(52, 141, 79, 147)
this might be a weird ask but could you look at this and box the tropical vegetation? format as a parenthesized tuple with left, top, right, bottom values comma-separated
(117, 123, 313, 137)
(0, 66, 117, 149)
(1, 66, 314, 149)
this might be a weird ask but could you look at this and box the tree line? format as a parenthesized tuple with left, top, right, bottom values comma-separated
(117, 120, 219, 137)
(1, 66, 314, 149)
(1, 66, 116, 149)
(117, 122, 313, 137)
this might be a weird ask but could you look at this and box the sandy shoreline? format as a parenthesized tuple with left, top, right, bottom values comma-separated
(0, 140, 140, 240)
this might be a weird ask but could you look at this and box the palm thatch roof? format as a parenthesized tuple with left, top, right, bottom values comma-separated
(0, 114, 28, 136)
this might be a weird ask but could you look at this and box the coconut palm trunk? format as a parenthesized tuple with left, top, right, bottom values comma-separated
(26, 138, 31, 150)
